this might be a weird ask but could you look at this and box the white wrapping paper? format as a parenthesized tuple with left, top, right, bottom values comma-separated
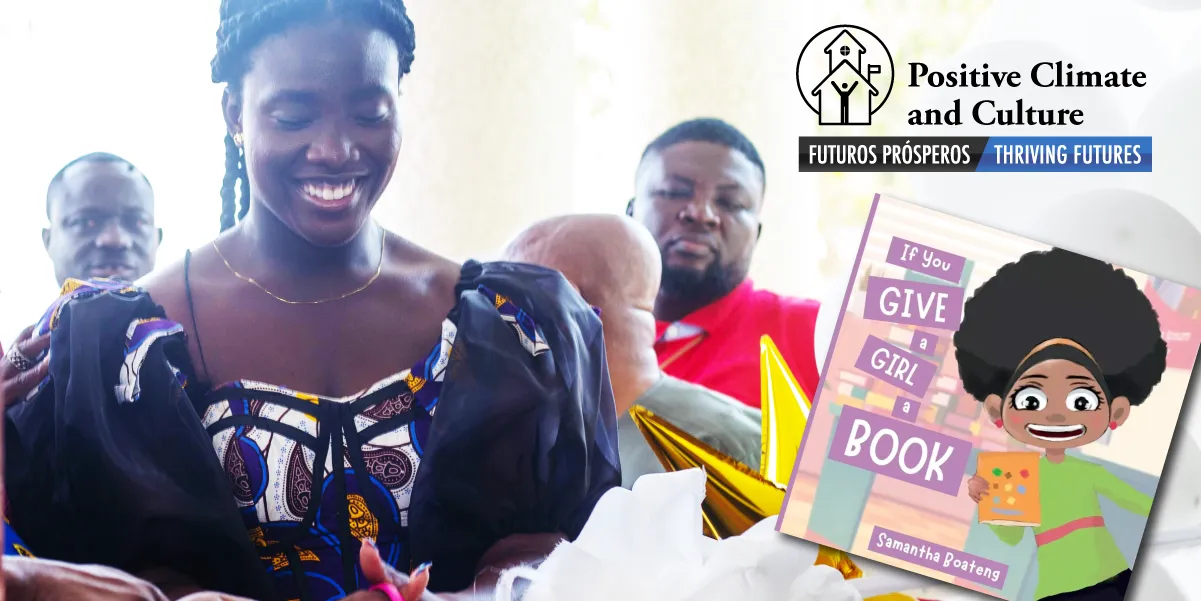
(493, 469, 920, 601)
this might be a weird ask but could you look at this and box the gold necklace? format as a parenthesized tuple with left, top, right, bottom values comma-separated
(212, 230, 386, 305)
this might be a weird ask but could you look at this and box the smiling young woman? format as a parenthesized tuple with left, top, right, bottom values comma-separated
(2, 1, 620, 600)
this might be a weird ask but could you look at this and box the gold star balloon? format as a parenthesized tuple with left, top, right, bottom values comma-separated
(629, 404, 787, 540)
(627, 334, 813, 538)
(760, 335, 810, 487)
(630, 334, 919, 594)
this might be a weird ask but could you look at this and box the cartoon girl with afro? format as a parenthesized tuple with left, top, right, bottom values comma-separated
(956, 248, 1167, 601)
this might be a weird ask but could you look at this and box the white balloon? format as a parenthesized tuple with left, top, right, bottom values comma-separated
(1179, 24, 1201, 70)
(1129, 544, 1201, 601)
(1134, 69, 1201, 233)
(1155, 427, 1201, 533)
(961, 0, 1164, 100)
(1152, 357, 1201, 542)
(1028, 188, 1201, 288)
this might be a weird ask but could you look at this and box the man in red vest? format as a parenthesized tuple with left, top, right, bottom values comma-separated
(627, 118, 821, 409)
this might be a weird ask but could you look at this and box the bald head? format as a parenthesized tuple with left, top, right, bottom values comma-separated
(503, 214, 665, 412)
(502, 214, 661, 313)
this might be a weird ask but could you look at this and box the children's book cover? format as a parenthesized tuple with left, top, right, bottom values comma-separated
(775, 194, 1201, 601)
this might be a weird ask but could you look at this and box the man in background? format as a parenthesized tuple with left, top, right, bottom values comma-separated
(627, 118, 821, 409)
(43, 151, 161, 286)
(501, 213, 761, 488)
(3, 152, 163, 580)
(2, 152, 161, 401)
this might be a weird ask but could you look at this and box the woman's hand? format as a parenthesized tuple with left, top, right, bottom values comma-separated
(341, 593, 388, 601)
(458, 532, 565, 601)
(355, 533, 562, 601)
(357, 539, 439, 600)
(1, 326, 50, 408)
(967, 474, 990, 503)
(176, 593, 258, 601)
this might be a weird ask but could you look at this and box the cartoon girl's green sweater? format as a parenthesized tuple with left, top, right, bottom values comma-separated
(989, 455, 1151, 599)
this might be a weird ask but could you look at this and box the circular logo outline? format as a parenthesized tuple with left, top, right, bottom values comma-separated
(795, 24, 896, 117)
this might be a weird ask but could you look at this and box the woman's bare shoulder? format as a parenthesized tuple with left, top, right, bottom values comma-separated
(135, 249, 206, 326)
(384, 234, 464, 298)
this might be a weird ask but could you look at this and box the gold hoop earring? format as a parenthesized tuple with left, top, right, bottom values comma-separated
(233, 132, 244, 148)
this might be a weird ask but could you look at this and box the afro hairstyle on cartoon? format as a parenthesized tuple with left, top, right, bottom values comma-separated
(954, 247, 1167, 406)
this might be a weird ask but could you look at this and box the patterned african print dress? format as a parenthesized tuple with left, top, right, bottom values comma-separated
(4, 517, 33, 557)
(3, 261, 621, 600)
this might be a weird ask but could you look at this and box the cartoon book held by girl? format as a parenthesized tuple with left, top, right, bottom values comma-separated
(976, 452, 1041, 527)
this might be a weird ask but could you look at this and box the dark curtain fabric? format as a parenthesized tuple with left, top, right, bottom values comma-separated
(409, 261, 621, 592)
(4, 293, 274, 599)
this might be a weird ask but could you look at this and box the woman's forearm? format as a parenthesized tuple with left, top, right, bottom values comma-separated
(445, 532, 565, 601)
(136, 568, 207, 600)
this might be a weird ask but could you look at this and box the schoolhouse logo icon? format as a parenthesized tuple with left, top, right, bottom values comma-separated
(796, 25, 895, 126)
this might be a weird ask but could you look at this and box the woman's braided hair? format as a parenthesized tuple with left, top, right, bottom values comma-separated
(210, 0, 416, 231)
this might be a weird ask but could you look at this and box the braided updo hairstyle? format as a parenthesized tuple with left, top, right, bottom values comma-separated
(211, 0, 416, 232)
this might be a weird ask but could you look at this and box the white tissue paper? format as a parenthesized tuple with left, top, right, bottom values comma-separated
(1154, 427, 1201, 533)
(492, 469, 867, 601)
